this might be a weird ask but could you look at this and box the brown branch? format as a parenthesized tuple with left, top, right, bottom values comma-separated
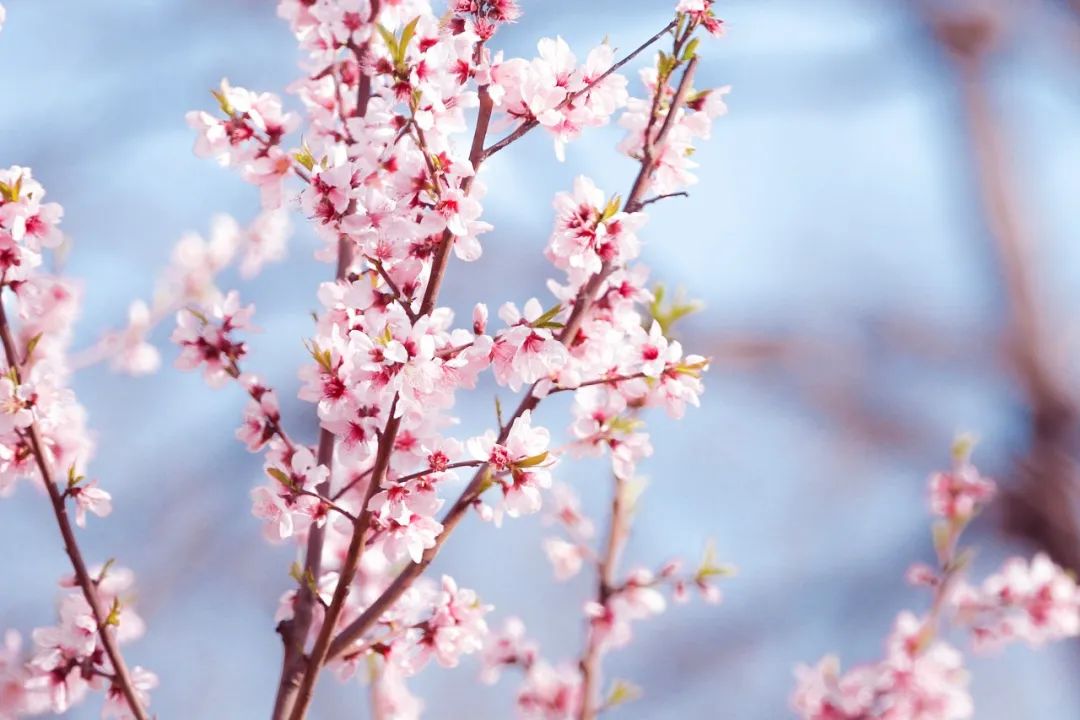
(578, 471, 632, 719)
(0, 298, 148, 720)
(921, 7, 1080, 572)
(284, 38, 500, 718)
(288, 404, 401, 720)
(639, 191, 689, 208)
(271, 238, 355, 719)
(419, 81, 494, 316)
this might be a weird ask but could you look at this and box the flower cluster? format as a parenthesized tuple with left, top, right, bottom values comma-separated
(0, 570, 155, 720)
(792, 445, 1080, 720)
(953, 553, 1080, 650)
(490, 37, 629, 160)
(172, 1, 727, 717)
(0, 168, 155, 718)
(87, 210, 290, 378)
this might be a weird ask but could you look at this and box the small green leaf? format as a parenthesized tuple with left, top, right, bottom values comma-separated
(104, 598, 122, 628)
(186, 307, 209, 324)
(951, 433, 977, 464)
(476, 467, 495, 494)
(606, 679, 642, 708)
(97, 558, 116, 584)
(608, 416, 644, 434)
(515, 451, 549, 469)
(23, 332, 43, 362)
(292, 144, 315, 172)
(267, 467, 296, 489)
(695, 539, 736, 581)
(681, 37, 701, 63)
(531, 303, 563, 329)
(376, 24, 399, 61)
(210, 88, 234, 116)
(600, 194, 622, 221)
(399, 16, 421, 62)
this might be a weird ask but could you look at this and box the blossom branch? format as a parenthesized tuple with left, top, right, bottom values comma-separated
(0, 296, 149, 720)
(482, 19, 679, 160)
(324, 47, 704, 664)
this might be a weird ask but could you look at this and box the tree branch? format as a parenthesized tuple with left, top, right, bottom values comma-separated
(0, 297, 148, 720)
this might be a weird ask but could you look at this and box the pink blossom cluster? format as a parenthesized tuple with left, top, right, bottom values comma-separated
(172, 1, 730, 717)
(84, 209, 291, 377)
(953, 553, 1080, 650)
(0, 170, 155, 718)
(0, 568, 155, 719)
(793, 612, 973, 720)
(792, 448, 1080, 720)
(490, 37, 629, 160)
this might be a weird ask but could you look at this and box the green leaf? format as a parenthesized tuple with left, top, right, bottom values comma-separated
(696, 539, 736, 581)
(476, 467, 495, 494)
(608, 416, 644, 434)
(210, 88, 234, 116)
(951, 433, 977, 464)
(104, 598, 122, 627)
(267, 467, 296, 489)
(67, 465, 85, 488)
(23, 333, 43, 362)
(305, 340, 333, 373)
(97, 558, 116, 584)
(606, 679, 642, 708)
(681, 37, 701, 63)
(398, 16, 421, 62)
(531, 303, 563, 329)
(494, 395, 505, 430)
(292, 144, 315, 172)
(515, 451, 549, 469)
(376, 24, 399, 62)
(600, 194, 622, 221)
(186, 306, 209, 324)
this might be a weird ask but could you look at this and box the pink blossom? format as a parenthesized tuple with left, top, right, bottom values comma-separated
(543, 537, 585, 581)
(517, 661, 582, 720)
(101, 666, 158, 720)
(480, 617, 537, 685)
(68, 480, 112, 528)
(954, 553, 1080, 650)
(928, 462, 996, 521)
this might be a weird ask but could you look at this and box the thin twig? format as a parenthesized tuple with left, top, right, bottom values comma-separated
(0, 298, 148, 720)
(639, 191, 689, 208)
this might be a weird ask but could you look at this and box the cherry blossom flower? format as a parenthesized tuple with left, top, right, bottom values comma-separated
(480, 617, 537, 685)
(953, 553, 1080, 650)
(102, 666, 158, 720)
(543, 537, 585, 581)
(172, 291, 254, 387)
(67, 479, 112, 528)
(517, 661, 582, 720)
(928, 461, 996, 521)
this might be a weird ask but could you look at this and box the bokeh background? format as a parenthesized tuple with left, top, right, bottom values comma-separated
(2, 0, 1080, 717)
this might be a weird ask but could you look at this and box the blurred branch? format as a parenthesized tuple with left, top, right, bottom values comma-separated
(919, 4, 1080, 571)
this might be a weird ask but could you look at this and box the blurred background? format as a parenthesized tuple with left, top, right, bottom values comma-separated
(1, 0, 1079, 717)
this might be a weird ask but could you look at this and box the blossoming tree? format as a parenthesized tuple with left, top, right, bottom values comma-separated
(0, 1, 1077, 719)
